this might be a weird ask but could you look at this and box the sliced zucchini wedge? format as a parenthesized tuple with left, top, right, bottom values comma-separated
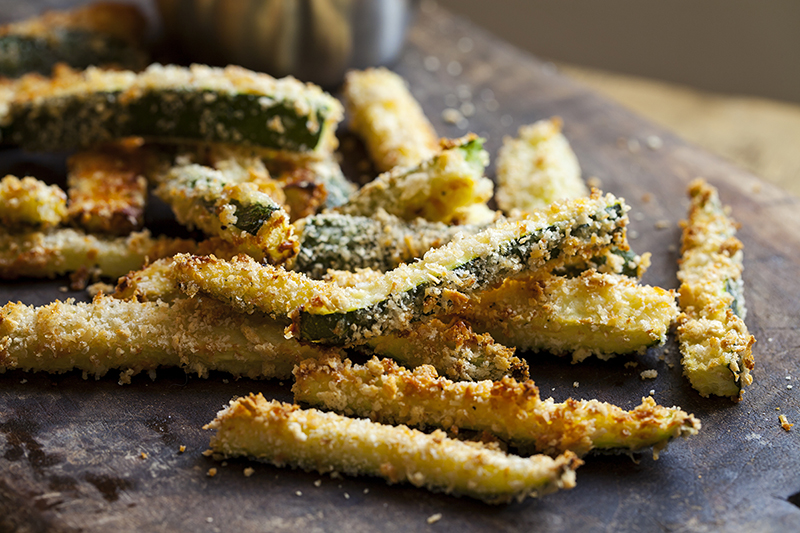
(293, 356, 701, 457)
(0, 63, 343, 154)
(0, 174, 67, 229)
(676, 178, 755, 400)
(206, 394, 581, 503)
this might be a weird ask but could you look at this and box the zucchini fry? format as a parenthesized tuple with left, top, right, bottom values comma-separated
(343, 67, 439, 172)
(0, 63, 343, 155)
(0, 295, 340, 383)
(336, 135, 492, 223)
(155, 164, 298, 264)
(296, 191, 629, 345)
(0, 174, 67, 229)
(66, 146, 149, 235)
(293, 357, 701, 457)
(205, 394, 581, 503)
(495, 117, 588, 213)
(459, 270, 678, 362)
(676, 179, 754, 400)
(0, 2, 148, 77)
(0, 228, 196, 280)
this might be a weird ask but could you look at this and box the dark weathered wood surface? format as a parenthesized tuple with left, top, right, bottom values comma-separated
(2, 3, 800, 532)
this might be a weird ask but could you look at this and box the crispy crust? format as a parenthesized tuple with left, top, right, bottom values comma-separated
(0, 174, 67, 229)
(293, 356, 701, 457)
(206, 394, 581, 503)
(676, 179, 755, 400)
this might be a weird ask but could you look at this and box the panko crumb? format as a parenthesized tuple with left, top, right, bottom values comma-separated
(654, 220, 671, 230)
(640, 370, 658, 380)
(624, 362, 639, 369)
(140, 452, 147, 459)
(779, 415, 793, 431)
(427, 513, 443, 524)
(86, 282, 115, 297)
(202, 449, 214, 457)
(573, 381, 579, 388)
(314, 479, 322, 487)
(178, 445, 186, 453)
(244, 467, 255, 477)
(207, 468, 218, 477)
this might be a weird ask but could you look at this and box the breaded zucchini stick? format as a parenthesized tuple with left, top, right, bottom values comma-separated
(0, 174, 67, 229)
(293, 357, 701, 457)
(336, 135, 492, 224)
(155, 164, 298, 264)
(0, 228, 197, 280)
(66, 146, 149, 235)
(343, 67, 439, 172)
(495, 117, 588, 213)
(459, 270, 678, 362)
(0, 63, 343, 155)
(205, 394, 581, 503)
(0, 2, 148, 77)
(0, 295, 340, 383)
(676, 179, 754, 400)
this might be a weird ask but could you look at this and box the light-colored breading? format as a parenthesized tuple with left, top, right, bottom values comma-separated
(0, 174, 67, 229)
(293, 356, 701, 457)
(459, 270, 678, 362)
(0, 295, 340, 383)
(676, 178, 755, 400)
(0, 227, 196, 280)
(343, 67, 439, 172)
(205, 394, 582, 503)
(67, 146, 149, 235)
(336, 135, 492, 224)
(495, 117, 588, 213)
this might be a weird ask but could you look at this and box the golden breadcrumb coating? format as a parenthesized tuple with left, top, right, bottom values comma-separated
(0, 174, 67, 229)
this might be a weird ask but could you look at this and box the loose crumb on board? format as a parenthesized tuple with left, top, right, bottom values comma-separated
(640, 370, 658, 380)
(207, 468, 217, 477)
(202, 449, 214, 457)
(244, 467, 255, 477)
(573, 382, 579, 388)
(140, 452, 147, 459)
(624, 362, 639, 369)
(427, 513, 443, 524)
(178, 445, 186, 453)
(779, 414, 793, 431)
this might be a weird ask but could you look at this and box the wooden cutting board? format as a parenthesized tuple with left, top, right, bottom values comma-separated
(2, 5, 800, 533)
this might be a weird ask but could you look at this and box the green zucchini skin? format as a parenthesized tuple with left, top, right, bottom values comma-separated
(0, 65, 343, 154)
(0, 31, 145, 78)
(296, 199, 628, 345)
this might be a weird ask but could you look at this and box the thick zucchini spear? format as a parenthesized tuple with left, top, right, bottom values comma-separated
(296, 192, 629, 345)
(0, 296, 341, 383)
(293, 357, 701, 457)
(0, 174, 67, 229)
(336, 135, 493, 224)
(0, 228, 196, 280)
(459, 270, 678, 362)
(0, 63, 343, 154)
(676, 179, 755, 400)
(205, 394, 581, 503)
(0, 3, 148, 77)
(155, 164, 298, 264)
(495, 117, 588, 213)
(67, 145, 149, 235)
(343, 67, 439, 172)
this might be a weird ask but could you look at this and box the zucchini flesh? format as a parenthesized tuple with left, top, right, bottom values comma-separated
(0, 3, 147, 77)
(0, 64, 343, 154)
(292, 356, 701, 457)
(206, 394, 581, 504)
(296, 192, 628, 345)
(676, 179, 754, 400)
(0, 174, 67, 229)
(335, 135, 492, 223)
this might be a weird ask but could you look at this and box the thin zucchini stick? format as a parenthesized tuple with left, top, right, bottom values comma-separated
(0, 63, 343, 154)
(495, 117, 588, 213)
(0, 296, 341, 383)
(459, 270, 678, 362)
(676, 179, 754, 400)
(362, 318, 529, 382)
(293, 357, 701, 457)
(66, 146, 149, 235)
(0, 228, 196, 280)
(296, 191, 629, 345)
(205, 394, 581, 503)
(0, 2, 148, 77)
(0, 174, 67, 229)
(343, 67, 439, 172)
(336, 135, 493, 223)
(155, 164, 298, 264)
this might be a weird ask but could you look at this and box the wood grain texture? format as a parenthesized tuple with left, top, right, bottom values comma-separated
(2, 4, 800, 533)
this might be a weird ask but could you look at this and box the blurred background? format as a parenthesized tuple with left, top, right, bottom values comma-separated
(436, 0, 800, 194)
